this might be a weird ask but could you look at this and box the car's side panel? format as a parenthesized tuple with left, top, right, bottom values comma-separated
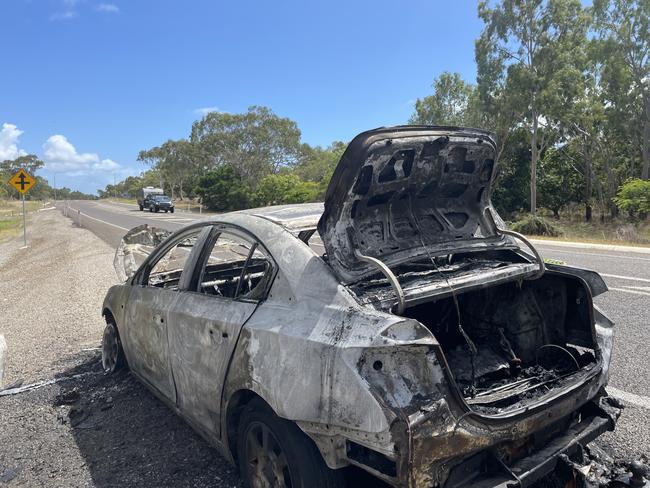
(123, 286, 179, 403)
(167, 293, 257, 435)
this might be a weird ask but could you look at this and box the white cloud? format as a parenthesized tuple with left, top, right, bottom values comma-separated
(50, 10, 78, 21)
(96, 3, 119, 13)
(0, 123, 27, 161)
(193, 106, 223, 116)
(93, 158, 120, 171)
(42, 134, 120, 174)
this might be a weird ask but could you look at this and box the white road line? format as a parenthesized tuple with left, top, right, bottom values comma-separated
(531, 238, 650, 254)
(608, 287, 650, 297)
(601, 273, 650, 283)
(608, 387, 650, 410)
(538, 248, 650, 262)
(68, 208, 129, 231)
(619, 285, 650, 292)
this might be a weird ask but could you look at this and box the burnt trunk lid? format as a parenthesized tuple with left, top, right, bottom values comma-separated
(318, 126, 514, 284)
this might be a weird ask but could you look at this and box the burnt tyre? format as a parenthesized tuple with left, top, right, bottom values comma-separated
(101, 321, 126, 374)
(237, 400, 342, 488)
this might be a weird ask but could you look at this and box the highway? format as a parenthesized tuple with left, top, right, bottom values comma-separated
(62, 199, 650, 457)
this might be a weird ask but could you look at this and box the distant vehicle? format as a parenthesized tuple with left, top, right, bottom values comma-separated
(147, 194, 175, 213)
(137, 187, 164, 211)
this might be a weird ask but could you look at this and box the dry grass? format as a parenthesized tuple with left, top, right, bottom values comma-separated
(515, 209, 650, 247)
(0, 199, 48, 241)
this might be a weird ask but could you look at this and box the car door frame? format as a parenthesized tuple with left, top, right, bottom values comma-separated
(165, 222, 278, 437)
(122, 223, 213, 403)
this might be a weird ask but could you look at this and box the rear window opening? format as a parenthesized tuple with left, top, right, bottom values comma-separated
(400, 274, 599, 414)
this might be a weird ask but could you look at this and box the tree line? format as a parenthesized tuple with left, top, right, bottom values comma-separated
(101, 0, 647, 219)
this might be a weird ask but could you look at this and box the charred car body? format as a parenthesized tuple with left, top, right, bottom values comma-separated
(102, 126, 620, 488)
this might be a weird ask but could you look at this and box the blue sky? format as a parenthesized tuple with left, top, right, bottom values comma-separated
(1, 0, 483, 194)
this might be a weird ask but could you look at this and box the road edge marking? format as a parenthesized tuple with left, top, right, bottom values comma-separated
(608, 386, 650, 410)
(531, 238, 650, 255)
(608, 287, 650, 297)
(601, 273, 650, 284)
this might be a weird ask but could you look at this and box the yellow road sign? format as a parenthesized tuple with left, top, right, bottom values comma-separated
(9, 168, 36, 194)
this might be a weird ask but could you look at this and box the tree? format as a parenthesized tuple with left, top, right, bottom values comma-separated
(538, 147, 582, 217)
(190, 106, 303, 186)
(477, 0, 590, 214)
(155, 139, 198, 199)
(294, 142, 346, 183)
(409, 72, 482, 127)
(491, 128, 534, 214)
(1, 154, 45, 175)
(137, 146, 165, 188)
(194, 165, 251, 211)
(593, 0, 650, 180)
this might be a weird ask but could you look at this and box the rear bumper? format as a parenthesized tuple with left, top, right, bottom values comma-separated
(443, 395, 622, 488)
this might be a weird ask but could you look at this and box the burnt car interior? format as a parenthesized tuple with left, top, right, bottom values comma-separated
(401, 268, 598, 413)
(197, 233, 273, 300)
(148, 234, 200, 290)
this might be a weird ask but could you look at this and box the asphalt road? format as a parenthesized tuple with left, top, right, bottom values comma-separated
(60, 199, 650, 460)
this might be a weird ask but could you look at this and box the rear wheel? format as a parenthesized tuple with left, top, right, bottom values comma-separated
(149, 205, 154, 212)
(170, 208, 174, 213)
(237, 400, 342, 488)
(101, 321, 126, 374)
(139, 204, 143, 211)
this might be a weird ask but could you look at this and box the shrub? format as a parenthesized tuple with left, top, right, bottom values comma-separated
(614, 179, 650, 215)
(510, 215, 563, 237)
(254, 174, 319, 207)
(194, 166, 251, 211)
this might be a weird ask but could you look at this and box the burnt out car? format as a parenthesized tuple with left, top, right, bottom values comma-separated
(102, 126, 620, 488)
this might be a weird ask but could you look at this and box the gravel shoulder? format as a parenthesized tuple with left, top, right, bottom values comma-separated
(0, 209, 115, 385)
(0, 210, 240, 487)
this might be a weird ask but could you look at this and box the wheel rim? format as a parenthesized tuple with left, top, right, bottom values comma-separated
(244, 421, 292, 488)
(101, 324, 119, 373)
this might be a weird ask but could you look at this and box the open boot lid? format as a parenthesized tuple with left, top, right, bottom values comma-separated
(317, 126, 517, 284)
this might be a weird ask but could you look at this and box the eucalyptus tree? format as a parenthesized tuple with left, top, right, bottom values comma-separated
(409, 72, 483, 127)
(476, 0, 590, 214)
(190, 106, 303, 187)
(593, 0, 650, 180)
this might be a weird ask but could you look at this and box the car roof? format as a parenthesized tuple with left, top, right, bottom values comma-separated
(231, 202, 324, 233)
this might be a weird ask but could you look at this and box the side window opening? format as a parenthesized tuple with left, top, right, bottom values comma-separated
(147, 231, 202, 290)
(198, 231, 273, 301)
